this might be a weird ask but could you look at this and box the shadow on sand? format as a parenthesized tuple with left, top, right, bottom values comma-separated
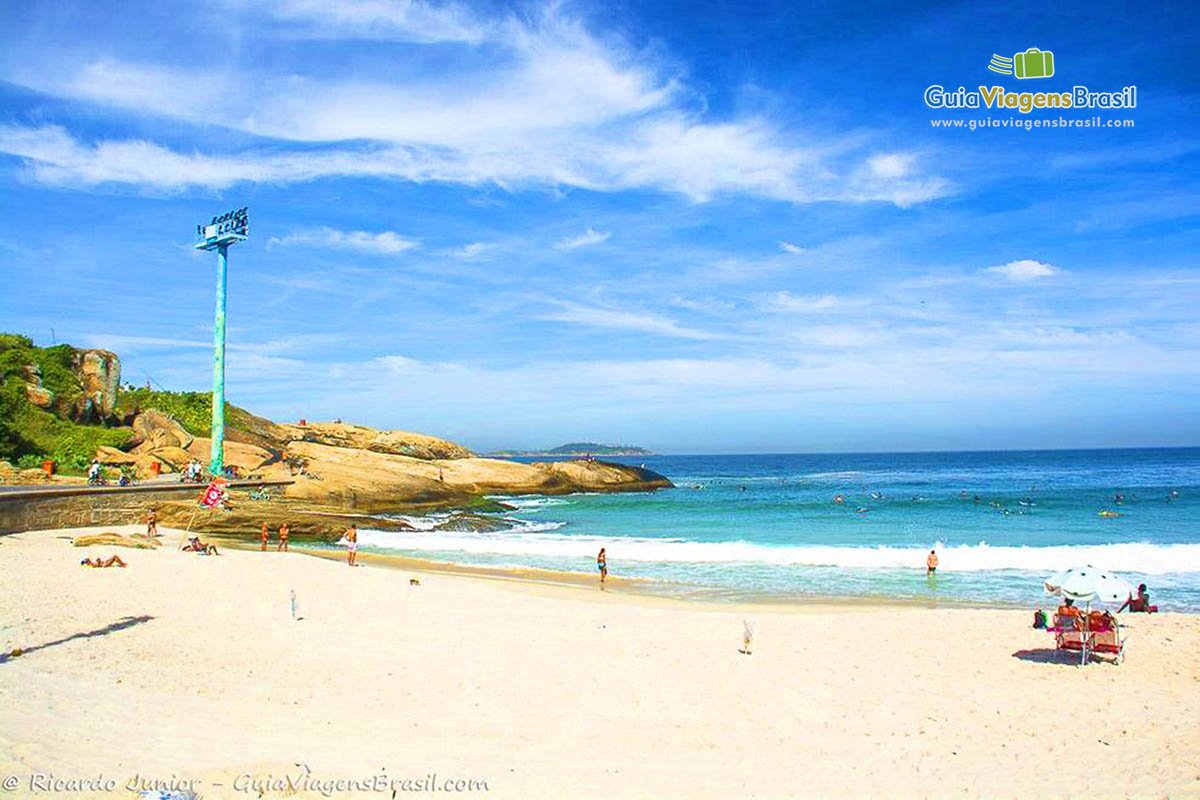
(1011, 648, 1090, 667)
(1, 615, 154, 664)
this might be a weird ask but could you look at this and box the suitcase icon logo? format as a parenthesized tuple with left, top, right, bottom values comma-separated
(988, 48, 1055, 79)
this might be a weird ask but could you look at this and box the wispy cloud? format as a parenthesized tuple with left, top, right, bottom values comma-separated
(269, 226, 418, 255)
(555, 227, 611, 251)
(986, 259, 1061, 282)
(541, 302, 721, 340)
(778, 241, 807, 255)
(760, 291, 861, 313)
(444, 241, 496, 261)
(259, 0, 493, 44)
(0, 2, 950, 206)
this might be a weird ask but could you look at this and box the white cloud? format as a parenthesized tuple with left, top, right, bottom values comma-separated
(261, 0, 493, 44)
(444, 242, 496, 261)
(269, 226, 418, 255)
(540, 302, 721, 340)
(555, 227, 611, 250)
(0, 5, 951, 206)
(986, 259, 1061, 282)
(778, 241, 807, 255)
(761, 291, 859, 313)
(867, 153, 913, 179)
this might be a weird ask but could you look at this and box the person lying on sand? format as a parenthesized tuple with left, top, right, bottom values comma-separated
(80, 555, 127, 568)
(182, 536, 219, 556)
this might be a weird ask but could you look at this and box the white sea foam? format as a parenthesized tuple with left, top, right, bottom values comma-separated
(356, 528, 1200, 575)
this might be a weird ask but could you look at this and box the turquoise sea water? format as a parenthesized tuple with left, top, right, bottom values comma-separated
(355, 448, 1200, 611)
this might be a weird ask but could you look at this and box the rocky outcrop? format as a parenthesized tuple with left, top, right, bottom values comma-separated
(531, 460, 673, 492)
(280, 422, 471, 460)
(227, 406, 291, 453)
(130, 409, 194, 451)
(152, 498, 418, 543)
(281, 440, 672, 510)
(0, 461, 51, 485)
(22, 364, 54, 408)
(281, 441, 470, 511)
(72, 349, 120, 422)
(93, 400, 671, 508)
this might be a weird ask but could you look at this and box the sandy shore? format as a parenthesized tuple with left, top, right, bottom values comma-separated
(2, 525, 1199, 799)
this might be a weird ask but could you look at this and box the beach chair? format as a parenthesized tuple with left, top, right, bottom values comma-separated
(1087, 613, 1126, 665)
(1052, 613, 1089, 666)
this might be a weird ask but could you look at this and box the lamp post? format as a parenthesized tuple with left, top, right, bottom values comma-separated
(195, 207, 249, 477)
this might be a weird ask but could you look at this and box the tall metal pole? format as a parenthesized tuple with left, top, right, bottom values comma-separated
(210, 242, 228, 476)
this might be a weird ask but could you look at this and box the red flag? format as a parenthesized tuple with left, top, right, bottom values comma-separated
(200, 478, 227, 508)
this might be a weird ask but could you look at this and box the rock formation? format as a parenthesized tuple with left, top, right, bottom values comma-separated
(22, 364, 54, 408)
(279, 422, 471, 460)
(72, 349, 120, 422)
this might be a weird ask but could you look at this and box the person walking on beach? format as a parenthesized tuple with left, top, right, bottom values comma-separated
(260, 522, 269, 551)
(597, 547, 607, 587)
(278, 523, 289, 552)
(926, 549, 939, 575)
(346, 524, 358, 567)
(145, 509, 157, 537)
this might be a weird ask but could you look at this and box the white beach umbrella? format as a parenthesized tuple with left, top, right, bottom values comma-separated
(1044, 566, 1134, 605)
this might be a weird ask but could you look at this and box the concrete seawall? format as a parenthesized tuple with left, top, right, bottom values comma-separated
(0, 481, 292, 535)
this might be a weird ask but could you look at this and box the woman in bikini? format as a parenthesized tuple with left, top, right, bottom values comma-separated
(597, 547, 607, 587)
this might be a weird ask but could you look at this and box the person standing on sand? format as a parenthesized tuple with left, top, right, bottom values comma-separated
(597, 547, 607, 587)
(346, 524, 358, 567)
(926, 549, 938, 575)
(260, 522, 269, 551)
(145, 509, 157, 537)
(278, 523, 289, 552)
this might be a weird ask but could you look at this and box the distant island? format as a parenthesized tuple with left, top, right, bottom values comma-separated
(488, 442, 654, 457)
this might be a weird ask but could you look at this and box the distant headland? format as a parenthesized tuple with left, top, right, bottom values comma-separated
(488, 442, 654, 457)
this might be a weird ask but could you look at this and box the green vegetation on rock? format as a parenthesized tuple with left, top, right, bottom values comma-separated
(116, 387, 226, 437)
(0, 333, 133, 467)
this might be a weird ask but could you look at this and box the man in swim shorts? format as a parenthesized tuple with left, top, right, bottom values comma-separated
(926, 549, 939, 575)
(346, 524, 358, 567)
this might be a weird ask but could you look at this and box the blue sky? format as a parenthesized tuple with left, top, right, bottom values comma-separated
(1, 0, 1197, 453)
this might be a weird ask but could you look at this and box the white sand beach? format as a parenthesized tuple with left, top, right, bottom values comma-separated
(2, 525, 1199, 799)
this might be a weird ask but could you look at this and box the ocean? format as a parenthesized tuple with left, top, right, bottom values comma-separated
(354, 448, 1200, 611)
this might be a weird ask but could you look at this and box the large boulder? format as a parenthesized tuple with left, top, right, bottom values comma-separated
(131, 409, 194, 450)
(96, 445, 170, 476)
(280, 422, 471, 460)
(22, 364, 54, 408)
(72, 349, 120, 421)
